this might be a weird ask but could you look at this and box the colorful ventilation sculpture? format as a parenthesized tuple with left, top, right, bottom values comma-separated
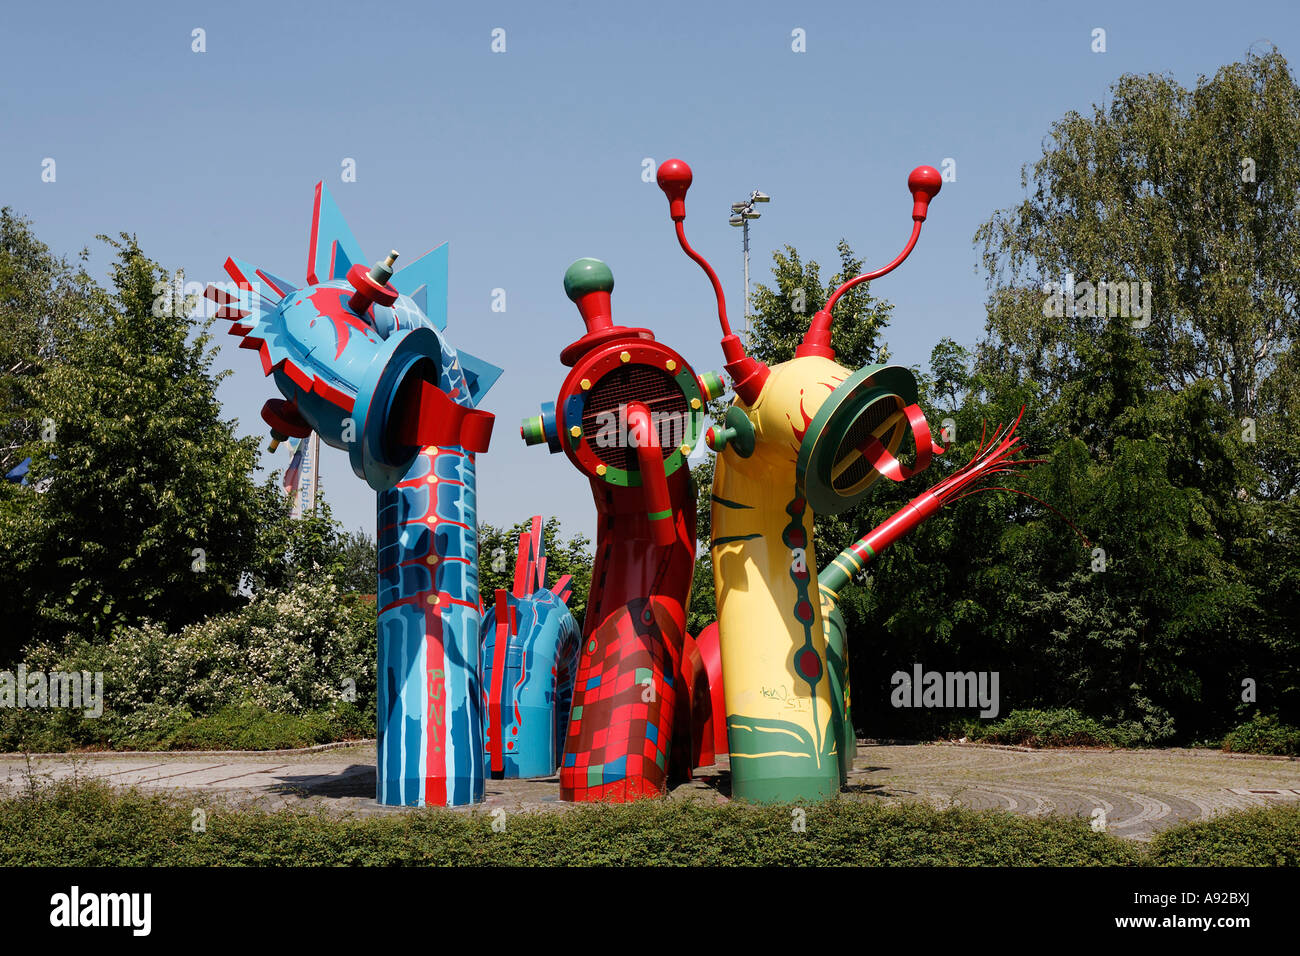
(520, 258, 726, 801)
(657, 158, 1047, 803)
(481, 516, 582, 779)
(207, 183, 501, 807)
(657, 159, 938, 802)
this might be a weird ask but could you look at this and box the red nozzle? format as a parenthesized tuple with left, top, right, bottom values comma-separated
(908, 166, 942, 221)
(657, 159, 692, 221)
(720, 334, 767, 406)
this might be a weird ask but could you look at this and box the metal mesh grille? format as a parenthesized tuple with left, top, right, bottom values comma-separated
(832, 397, 901, 491)
(581, 365, 689, 471)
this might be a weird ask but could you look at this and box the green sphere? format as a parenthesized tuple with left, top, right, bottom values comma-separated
(563, 258, 614, 302)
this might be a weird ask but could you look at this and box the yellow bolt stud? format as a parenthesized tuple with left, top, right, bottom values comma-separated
(666, 359, 677, 371)
(690, 397, 702, 410)
(427, 594, 440, 606)
(620, 351, 631, 363)
(570, 425, 582, 438)
(680, 444, 691, 456)
(580, 378, 592, 390)
(596, 464, 607, 476)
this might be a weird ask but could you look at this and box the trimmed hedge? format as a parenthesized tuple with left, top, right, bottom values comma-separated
(1147, 804, 1300, 866)
(0, 703, 368, 753)
(2, 778, 1292, 867)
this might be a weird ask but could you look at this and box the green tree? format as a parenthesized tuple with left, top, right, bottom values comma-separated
(0, 234, 276, 654)
(242, 494, 376, 598)
(0, 210, 98, 480)
(333, 527, 378, 595)
(810, 50, 1299, 741)
(963, 50, 1300, 735)
(0, 212, 99, 648)
(926, 337, 972, 413)
(975, 49, 1300, 500)
(748, 239, 893, 370)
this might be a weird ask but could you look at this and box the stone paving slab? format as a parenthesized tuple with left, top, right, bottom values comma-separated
(841, 744, 1299, 839)
(3, 742, 1296, 840)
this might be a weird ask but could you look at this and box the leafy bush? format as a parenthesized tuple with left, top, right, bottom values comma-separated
(1222, 713, 1300, 757)
(1149, 804, 1300, 866)
(0, 779, 1142, 867)
(144, 703, 368, 751)
(0, 577, 375, 751)
(970, 708, 1139, 748)
(0, 702, 367, 753)
(3, 778, 1295, 866)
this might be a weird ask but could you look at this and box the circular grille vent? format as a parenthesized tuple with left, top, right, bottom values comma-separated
(580, 365, 689, 472)
(832, 397, 904, 492)
(795, 363, 920, 515)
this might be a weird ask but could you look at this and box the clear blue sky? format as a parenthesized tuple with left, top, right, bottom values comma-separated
(4, 0, 1297, 541)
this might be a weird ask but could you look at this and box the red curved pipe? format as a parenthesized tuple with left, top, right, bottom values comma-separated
(626, 402, 676, 547)
(673, 221, 733, 339)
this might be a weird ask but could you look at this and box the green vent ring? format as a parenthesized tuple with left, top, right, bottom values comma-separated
(795, 364, 919, 515)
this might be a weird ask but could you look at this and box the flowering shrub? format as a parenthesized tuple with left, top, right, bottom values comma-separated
(4, 577, 375, 749)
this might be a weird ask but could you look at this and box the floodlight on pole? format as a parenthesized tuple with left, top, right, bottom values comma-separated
(730, 187, 770, 345)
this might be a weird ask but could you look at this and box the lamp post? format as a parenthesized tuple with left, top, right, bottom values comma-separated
(729, 189, 769, 346)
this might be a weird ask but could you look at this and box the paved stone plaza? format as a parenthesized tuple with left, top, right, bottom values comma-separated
(3, 742, 1297, 840)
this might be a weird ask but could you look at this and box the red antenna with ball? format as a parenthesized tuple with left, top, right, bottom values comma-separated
(798, 165, 942, 359)
(657, 159, 770, 405)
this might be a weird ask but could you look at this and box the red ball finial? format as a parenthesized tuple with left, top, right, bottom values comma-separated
(657, 159, 693, 221)
(908, 166, 942, 221)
